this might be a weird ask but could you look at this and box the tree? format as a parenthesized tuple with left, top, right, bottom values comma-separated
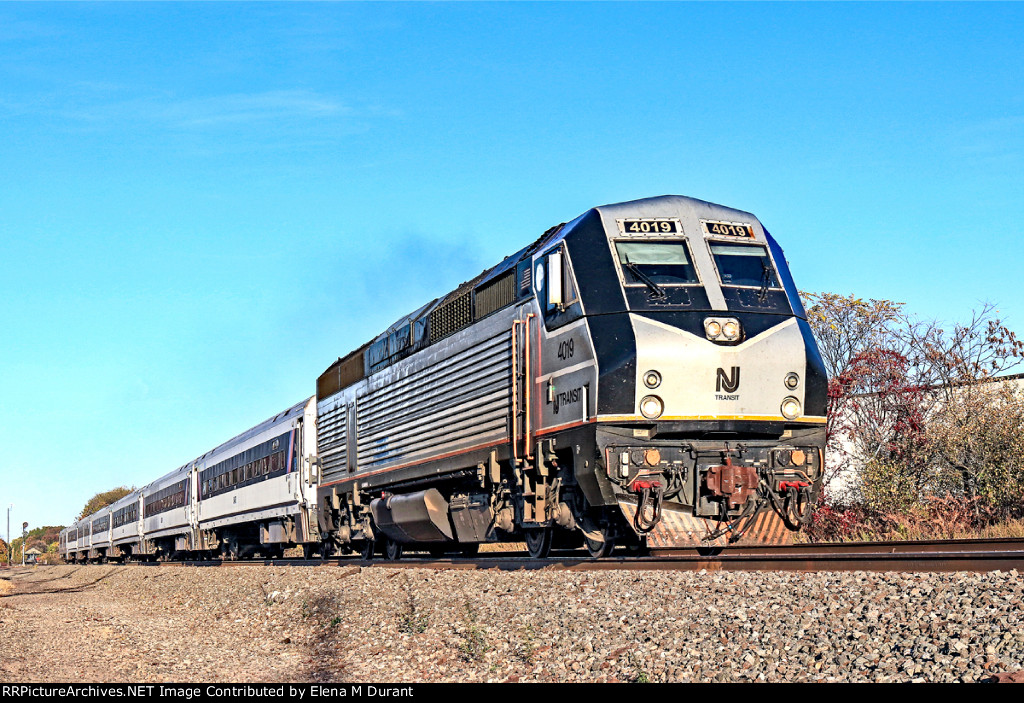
(8, 537, 23, 565)
(925, 378, 1024, 518)
(904, 304, 1024, 510)
(803, 293, 1024, 519)
(801, 293, 906, 497)
(24, 525, 63, 548)
(802, 292, 904, 382)
(839, 348, 935, 511)
(78, 487, 134, 520)
(903, 302, 1024, 388)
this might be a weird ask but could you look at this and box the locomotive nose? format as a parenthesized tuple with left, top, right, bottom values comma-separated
(632, 314, 814, 424)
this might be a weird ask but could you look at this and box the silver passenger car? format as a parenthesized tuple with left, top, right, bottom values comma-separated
(62, 399, 318, 562)
(194, 397, 319, 558)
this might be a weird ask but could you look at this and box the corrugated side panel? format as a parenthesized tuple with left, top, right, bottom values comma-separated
(357, 328, 511, 472)
(317, 400, 348, 485)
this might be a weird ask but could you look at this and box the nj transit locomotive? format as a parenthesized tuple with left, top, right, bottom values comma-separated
(61, 194, 826, 562)
(317, 194, 826, 558)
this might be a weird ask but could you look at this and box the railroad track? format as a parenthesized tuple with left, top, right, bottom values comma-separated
(118, 537, 1024, 573)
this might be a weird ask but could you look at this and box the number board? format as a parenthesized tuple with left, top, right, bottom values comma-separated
(616, 218, 682, 236)
(703, 221, 755, 238)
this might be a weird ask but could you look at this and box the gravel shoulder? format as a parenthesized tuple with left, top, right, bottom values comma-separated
(0, 564, 1022, 683)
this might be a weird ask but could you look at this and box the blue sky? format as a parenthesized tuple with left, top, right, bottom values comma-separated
(1, 3, 1022, 532)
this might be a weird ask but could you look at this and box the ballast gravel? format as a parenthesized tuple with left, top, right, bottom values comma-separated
(0, 564, 1021, 683)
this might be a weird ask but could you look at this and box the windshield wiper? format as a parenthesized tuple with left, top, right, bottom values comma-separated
(622, 257, 666, 299)
(757, 260, 772, 303)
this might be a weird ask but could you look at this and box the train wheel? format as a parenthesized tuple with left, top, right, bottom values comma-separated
(623, 540, 648, 557)
(524, 527, 553, 559)
(360, 540, 376, 561)
(585, 534, 616, 559)
(384, 538, 403, 561)
(221, 537, 240, 561)
(459, 543, 480, 558)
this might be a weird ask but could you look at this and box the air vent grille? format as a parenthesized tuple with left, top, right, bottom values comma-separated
(429, 291, 473, 342)
(474, 271, 516, 319)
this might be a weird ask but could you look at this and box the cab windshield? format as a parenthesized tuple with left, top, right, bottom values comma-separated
(710, 243, 780, 288)
(614, 241, 699, 285)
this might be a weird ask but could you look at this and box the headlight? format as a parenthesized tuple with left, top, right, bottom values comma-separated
(705, 317, 741, 342)
(781, 396, 802, 420)
(643, 370, 662, 389)
(785, 372, 800, 390)
(640, 395, 664, 419)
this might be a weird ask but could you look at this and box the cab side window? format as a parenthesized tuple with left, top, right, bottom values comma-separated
(536, 244, 581, 328)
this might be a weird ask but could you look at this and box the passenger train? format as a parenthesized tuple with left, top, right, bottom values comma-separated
(61, 195, 827, 562)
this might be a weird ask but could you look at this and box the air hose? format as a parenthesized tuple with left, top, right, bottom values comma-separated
(784, 485, 813, 528)
(703, 491, 765, 543)
(768, 481, 814, 530)
(632, 481, 664, 533)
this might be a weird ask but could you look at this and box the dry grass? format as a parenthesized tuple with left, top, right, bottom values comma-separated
(797, 514, 1024, 543)
(798, 493, 1024, 544)
(927, 517, 1024, 541)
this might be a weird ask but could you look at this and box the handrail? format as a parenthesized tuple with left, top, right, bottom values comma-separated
(524, 313, 535, 460)
(510, 319, 522, 465)
(511, 313, 537, 465)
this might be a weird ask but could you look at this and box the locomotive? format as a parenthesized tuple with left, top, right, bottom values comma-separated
(314, 193, 827, 558)
(61, 194, 826, 562)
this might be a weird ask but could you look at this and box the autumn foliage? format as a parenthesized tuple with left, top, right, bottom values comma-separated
(802, 293, 1024, 540)
(78, 487, 134, 521)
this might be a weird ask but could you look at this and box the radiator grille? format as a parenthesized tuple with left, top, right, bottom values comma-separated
(317, 351, 365, 401)
(474, 271, 516, 320)
(429, 291, 473, 343)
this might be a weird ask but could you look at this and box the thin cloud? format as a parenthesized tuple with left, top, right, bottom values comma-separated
(166, 91, 353, 128)
(949, 115, 1024, 164)
(63, 89, 354, 129)
(0, 84, 360, 134)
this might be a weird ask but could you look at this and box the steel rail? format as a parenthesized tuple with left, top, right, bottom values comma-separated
(121, 537, 1024, 573)
(649, 536, 1024, 557)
